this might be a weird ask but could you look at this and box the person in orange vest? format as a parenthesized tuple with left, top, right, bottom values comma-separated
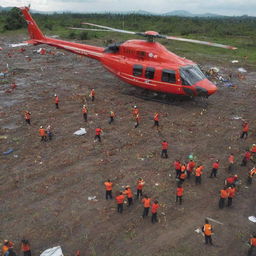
(104, 179, 113, 200)
(202, 219, 213, 245)
(136, 178, 145, 199)
(153, 112, 159, 128)
(228, 153, 235, 172)
(247, 167, 256, 185)
(90, 89, 95, 101)
(251, 144, 256, 154)
(161, 140, 168, 158)
(116, 192, 125, 213)
(39, 126, 47, 142)
(54, 94, 59, 109)
(248, 233, 256, 256)
(132, 106, 139, 117)
(82, 105, 88, 122)
(2, 240, 14, 256)
(151, 200, 159, 224)
(134, 113, 140, 128)
(24, 111, 31, 125)
(187, 159, 195, 179)
(176, 184, 184, 205)
(174, 160, 181, 178)
(226, 185, 236, 207)
(219, 187, 229, 209)
(241, 149, 251, 167)
(142, 195, 151, 218)
(225, 174, 238, 187)
(94, 128, 102, 142)
(240, 121, 249, 139)
(195, 165, 203, 185)
(109, 111, 115, 124)
(179, 164, 187, 184)
(210, 160, 219, 178)
(21, 240, 31, 256)
(123, 185, 133, 206)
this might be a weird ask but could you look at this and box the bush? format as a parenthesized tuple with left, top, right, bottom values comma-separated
(4, 7, 26, 30)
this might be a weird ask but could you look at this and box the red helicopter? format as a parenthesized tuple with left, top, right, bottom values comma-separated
(19, 6, 236, 98)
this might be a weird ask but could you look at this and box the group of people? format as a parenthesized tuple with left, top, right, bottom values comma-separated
(1, 239, 31, 256)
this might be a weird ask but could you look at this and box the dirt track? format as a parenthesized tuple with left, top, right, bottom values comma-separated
(1, 34, 256, 256)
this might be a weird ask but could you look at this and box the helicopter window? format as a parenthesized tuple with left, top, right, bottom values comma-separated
(145, 67, 155, 79)
(162, 69, 176, 83)
(180, 65, 206, 86)
(133, 65, 143, 77)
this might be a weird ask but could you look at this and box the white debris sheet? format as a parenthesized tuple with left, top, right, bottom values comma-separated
(73, 128, 87, 136)
(40, 246, 64, 256)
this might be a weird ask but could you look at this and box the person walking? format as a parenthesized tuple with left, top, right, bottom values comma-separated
(39, 126, 47, 142)
(90, 89, 95, 102)
(248, 233, 256, 256)
(82, 105, 88, 122)
(228, 153, 235, 172)
(174, 160, 181, 178)
(104, 179, 113, 200)
(94, 128, 102, 142)
(109, 111, 115, 124)
(187, 159, 195, 179)
(151, 200, 159, 224)
(247, 167, 256, 185)
(161, 140, 168, 158)
(134, 113, 140, 128)
(21, 240, 31, 256)
(132, 106, 139, 117)
(116, 192, 125, 213)
(176, 185, 184, 205)
(226, 185, 236, 207)
(54, 94, 59, 109)
(240, 121, 249, 139)
(202, 219, 213, 245)
(219, 188, 229, 209)
(241, 150, 251, 166)
(153, 112, 159, 128)
(195, 165, 203, 185)
(136, 178, 145, 199)
(24, 111, 31, 125)
(46, 125, 52, 140)
(210, 160, 219, 178)
(123, 186, 133, 206)
(142, 195, 151, 218)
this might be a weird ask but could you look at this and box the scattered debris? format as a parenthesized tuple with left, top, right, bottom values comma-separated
(231, 60, 239, 63)
(206, 217, 224, 225)
(155, 183, 159, 186)
(231, 116, 242, 120)
(3, 148, 14, 155)
(88, 196, 97, 201)
(13, 155, 18, 158)
(0, 135, 8, 139)
(73, 128, 87, 136)
(40, 246, 64, 256)
(195, 228, 204, 237)
(248, 216, 256, 223)
(9, 42, 29, 48)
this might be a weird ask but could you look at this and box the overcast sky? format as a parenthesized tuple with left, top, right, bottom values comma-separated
(1, 0, 256, 16)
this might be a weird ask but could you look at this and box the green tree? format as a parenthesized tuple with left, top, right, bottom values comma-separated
(4, 7, 26, 30)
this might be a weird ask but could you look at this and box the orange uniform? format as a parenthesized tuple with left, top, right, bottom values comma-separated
(220, 189, 229, 198)
(137, 179, 144, 190)
(132, 108, 139, 116)
(227, 187, 236, 198)
(228, 155, 234, 164)
(242, 122, 249, 132)
(123, 188, 133, 198)
(250, 238, 256, 246)
(82, 107, 87, 113)
(95, 128, 102, 136)
(116, 194, 125, 204)
(55, 96, 59, 103)
(25, 112, 31, 120)
(203, 224, 213, 236)
(195, 167, 202, 176)
(151, 203, 159, 213)
(90, 89, 95, 97)
(154, 113, 159, 121)
(162, 141, 168, 150)
(176, 187, 184, 196)
(104, 181, 113, 191)
(142, 198, 151, 208)
(39, 128, 46, 136)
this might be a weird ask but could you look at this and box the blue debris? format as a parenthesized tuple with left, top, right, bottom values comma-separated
(3, 148, 14, 155)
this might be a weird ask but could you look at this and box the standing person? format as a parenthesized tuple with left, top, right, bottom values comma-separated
(240, 121, 249, 139)
(153, 112, 159, 128)
(4, 247, 16, 256)
(54, 94, 59, 109)
(248, 233, 256, 256)
(219, 188, 229, 209)
(176, 185, 184, 205)
(82, 105, 88, 122)
(94, 128, 102, 142)
(136, 178, 145, 199)
(195, 165, 203, 185)
(151, 200, 159, 224)
(24, 111, 31, 125)
(134, 113, 140, 128)
(104, 179, 113, 200)
(202, 219, 213, 245)
(179, 165, 187, 184)
(174, 160, 181, 178)
(109, 111, 115, 124)
(241, 150, 251, 166)
(210, 160, 219, 178)
(39, 126, 47, 142)
(247, 167, 256, 185)
(46, 125, 52, 140)
(123, 186, 133, 206)
(228, 153, 235, 172)
(226, 185, 236, 207)
(2, 240, 14, 256)
(90, 89, 95, 102)
(21, 240, 31, 256)
(115, 192, 125, 214)
(142, 195, 151, 218)
(161, 140, 168, 159)
(225, 175, 238, 187)
(187, 159, 195, 179)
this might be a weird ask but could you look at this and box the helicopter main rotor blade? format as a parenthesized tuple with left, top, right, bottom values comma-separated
(81, 22, 139, 35)
(68, 27, 114, 32)
(165, 36, 237, 50)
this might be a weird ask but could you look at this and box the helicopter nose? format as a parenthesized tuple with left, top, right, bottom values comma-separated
(195, 79, 217, 96)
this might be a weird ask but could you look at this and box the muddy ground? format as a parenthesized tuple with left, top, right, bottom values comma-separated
(0, 34, 256, 256)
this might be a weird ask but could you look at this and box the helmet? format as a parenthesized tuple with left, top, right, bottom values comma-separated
(83, 105, 86, 107)
(40, 126, 43, 128)
(134, 105, 137, 108)
(54, 94, 57, 97)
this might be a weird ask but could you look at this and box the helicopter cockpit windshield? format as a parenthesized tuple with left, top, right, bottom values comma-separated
(180, 65, 206, 86)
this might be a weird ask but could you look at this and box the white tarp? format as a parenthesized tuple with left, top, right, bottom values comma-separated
(248, 216, 256, 223)
(9, 43, 29, 48)
(40, 246, 64, 256)
(73, 128, 87, 136)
